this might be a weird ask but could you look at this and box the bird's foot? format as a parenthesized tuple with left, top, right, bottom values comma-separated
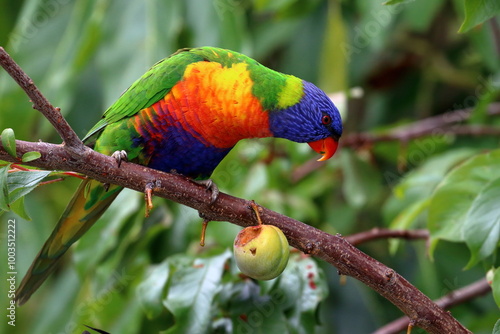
(248, 200, 263, 226)
(144, 181, 159, 217)
(111, 150, 128, 167)
(194, 180, 219, 247)
(196, 179, 220, 204)
(103, 150, 128, 191)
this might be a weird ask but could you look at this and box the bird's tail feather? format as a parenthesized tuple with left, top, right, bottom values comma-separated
(16, 178, 123, 305)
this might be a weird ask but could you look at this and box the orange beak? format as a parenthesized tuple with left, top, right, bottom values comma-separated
(307, 137, 339, 161)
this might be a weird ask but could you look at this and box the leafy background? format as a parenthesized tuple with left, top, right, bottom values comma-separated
(0, 0, 499, 333)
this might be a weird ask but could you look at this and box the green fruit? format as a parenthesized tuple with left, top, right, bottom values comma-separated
(233, 224, 289, 280)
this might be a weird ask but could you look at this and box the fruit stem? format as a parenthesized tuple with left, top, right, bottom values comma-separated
(249, 201, 263, 226)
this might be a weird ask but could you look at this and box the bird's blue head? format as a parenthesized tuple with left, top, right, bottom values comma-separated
(268, 81, 343, 161)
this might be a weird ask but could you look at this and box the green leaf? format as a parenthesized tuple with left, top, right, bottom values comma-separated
(1, 128, 17, 158)
(137, 262, 169, 319)
(318, 1, 347, 93)
(384, 148, 477, 228)
(217, 274, 289, 334)
(73, 189, 141, 285)
(7, 170, 51, 203)
(463, 177, 500, 267)
(163, 251, 231, 334)
(10, 195, 31, 220)
(21, 151, 41, 162)
(0, 169, 51, 217)
(493, 318, 500, 334)
(280, 254, 328, 332)
(459, 0, 500, 33)
(0, 164, 10, 211)
(226, 253, 328, 334)
(428, 150, 500, 259)
(388, 198, 430, 254)
(393, 148, 476, 200)
(492, 267, 500, 309)
(341, 149, 381, 208)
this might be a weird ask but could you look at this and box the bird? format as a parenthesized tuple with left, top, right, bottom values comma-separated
(15, 46, 342, 305)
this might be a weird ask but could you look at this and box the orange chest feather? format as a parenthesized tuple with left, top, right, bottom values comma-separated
(149, 61, 273, 148)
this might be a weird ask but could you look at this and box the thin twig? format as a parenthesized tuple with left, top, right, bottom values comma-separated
(59, 171, 87, 180)
(342, 107, 500, 149)
(0, 47, 84, 152)
(345, 228, 429, 246)
(38, 178, 65, 186)
(373, 278, 492, 334)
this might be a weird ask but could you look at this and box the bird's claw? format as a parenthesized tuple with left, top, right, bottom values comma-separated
(111, 150, 128, 167)
(196, 179, 219, 204)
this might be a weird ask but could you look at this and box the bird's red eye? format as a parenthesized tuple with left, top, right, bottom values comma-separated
(321, 114, 331, 125)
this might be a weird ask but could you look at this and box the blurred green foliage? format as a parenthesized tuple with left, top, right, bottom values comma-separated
(0, 0, 499, 333)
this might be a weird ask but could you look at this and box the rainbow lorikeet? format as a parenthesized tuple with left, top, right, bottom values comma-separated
(16, 46, 342, 305)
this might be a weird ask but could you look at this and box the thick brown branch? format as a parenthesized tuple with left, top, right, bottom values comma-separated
(373, 278, 492, 334)
(0, 47, 84, 152)
(0, 140, 472, 334)
(345, 228, 429, 246)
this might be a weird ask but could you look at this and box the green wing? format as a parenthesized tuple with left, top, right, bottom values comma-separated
(82, 46, 271, 144)
(82, 48, 204, 143)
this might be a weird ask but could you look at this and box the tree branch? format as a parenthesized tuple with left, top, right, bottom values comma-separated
(373, 278, 492, 334)
(342, 104, 500, 149)
(345, 228, 429, 246)
(0, 48, 475, 334)
(0, 47, 84, 152)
